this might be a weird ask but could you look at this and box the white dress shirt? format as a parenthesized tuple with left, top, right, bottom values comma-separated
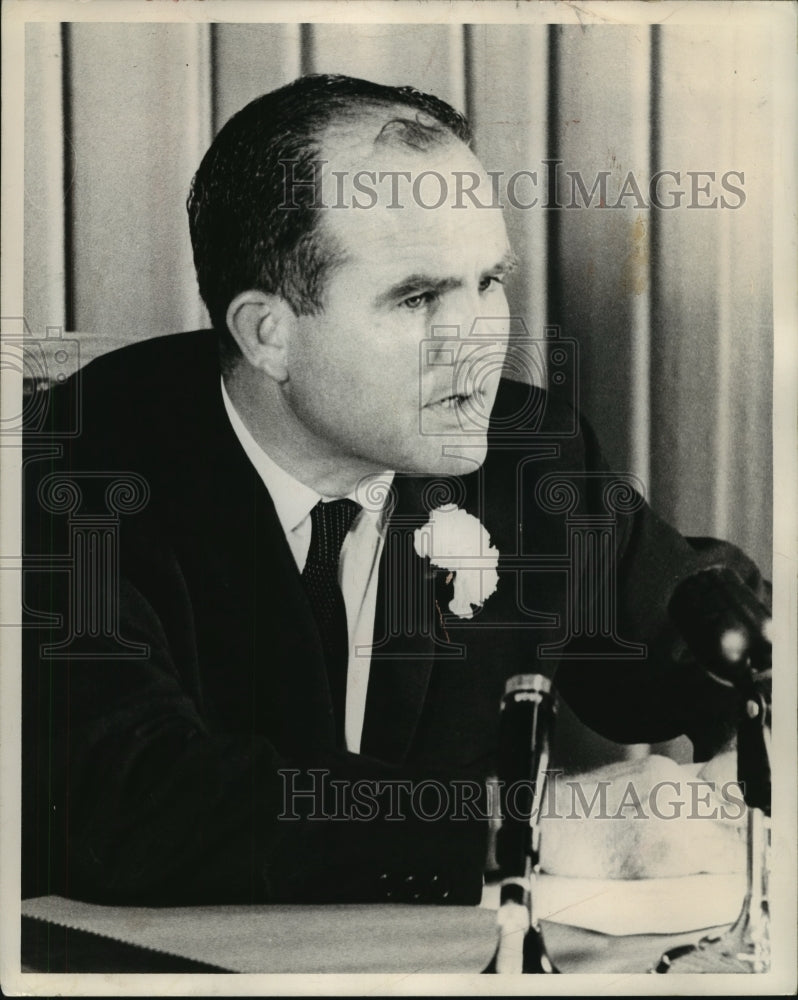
(221, 379, 393, 753)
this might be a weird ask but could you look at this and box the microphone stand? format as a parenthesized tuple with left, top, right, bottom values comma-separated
(653, 567, 772, 974)
(484, 673, 559, 974)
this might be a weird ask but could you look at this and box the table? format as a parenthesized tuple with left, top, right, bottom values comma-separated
(20, 875, 743, 975)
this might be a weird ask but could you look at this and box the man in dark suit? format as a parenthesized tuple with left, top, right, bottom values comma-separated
(22, 75, 764, 906)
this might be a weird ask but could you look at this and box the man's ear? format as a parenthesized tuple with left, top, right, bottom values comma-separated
(225, 290, 296, 382)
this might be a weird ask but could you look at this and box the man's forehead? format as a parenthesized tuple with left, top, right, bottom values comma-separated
(318, 197, 511, 291)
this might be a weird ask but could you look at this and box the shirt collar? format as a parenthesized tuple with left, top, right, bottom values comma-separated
(221, 377, 394, 535)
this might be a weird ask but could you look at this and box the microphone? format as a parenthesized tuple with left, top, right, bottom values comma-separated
(668, 566, 771, 812)
(653, 567, 772, 974)
(484, 673, 559, 974)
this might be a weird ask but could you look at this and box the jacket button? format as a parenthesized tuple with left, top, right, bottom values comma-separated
(377, 873, 393, 900)
(430, 874, 450, 902)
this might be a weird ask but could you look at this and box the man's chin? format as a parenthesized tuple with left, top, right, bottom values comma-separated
(404, 436, 489, 478)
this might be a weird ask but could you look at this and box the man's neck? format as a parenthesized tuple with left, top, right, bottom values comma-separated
(222, 367, 386, 498)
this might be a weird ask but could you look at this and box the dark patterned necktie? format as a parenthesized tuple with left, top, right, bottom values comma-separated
(301, 498, 362, 745)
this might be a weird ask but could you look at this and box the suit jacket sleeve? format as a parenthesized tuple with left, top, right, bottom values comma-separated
(22, 466, 484, 906)
(552, 408, 770, 761)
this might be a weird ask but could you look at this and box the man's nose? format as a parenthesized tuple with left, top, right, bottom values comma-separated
(435, 287, 483, 340)
(421, 292, 469, 365)
(430, 305, 504, 369)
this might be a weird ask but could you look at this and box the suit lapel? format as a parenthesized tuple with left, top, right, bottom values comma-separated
(159, 353, 337, 753)
(360, 474, 442, 762)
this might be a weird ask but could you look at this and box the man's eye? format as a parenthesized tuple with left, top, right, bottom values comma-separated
(400, 291, 436, 310)
(479, 275, 503, 293)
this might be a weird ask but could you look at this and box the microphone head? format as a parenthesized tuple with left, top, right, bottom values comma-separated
(503, 674, 553, 699)
(668, 567, 772, 688)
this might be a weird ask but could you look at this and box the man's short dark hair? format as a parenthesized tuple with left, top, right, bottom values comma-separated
(187, 73, 471, 364)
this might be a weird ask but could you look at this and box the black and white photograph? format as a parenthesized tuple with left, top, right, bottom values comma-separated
(1, 0, 796, 993)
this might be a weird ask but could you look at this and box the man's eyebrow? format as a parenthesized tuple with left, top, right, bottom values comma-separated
(494, 249, 520, 275)
(373, 274, 462, 308)
(373, 251, 519, 308)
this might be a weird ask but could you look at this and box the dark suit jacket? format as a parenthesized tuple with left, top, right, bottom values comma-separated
(21, 330, 764, 905)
